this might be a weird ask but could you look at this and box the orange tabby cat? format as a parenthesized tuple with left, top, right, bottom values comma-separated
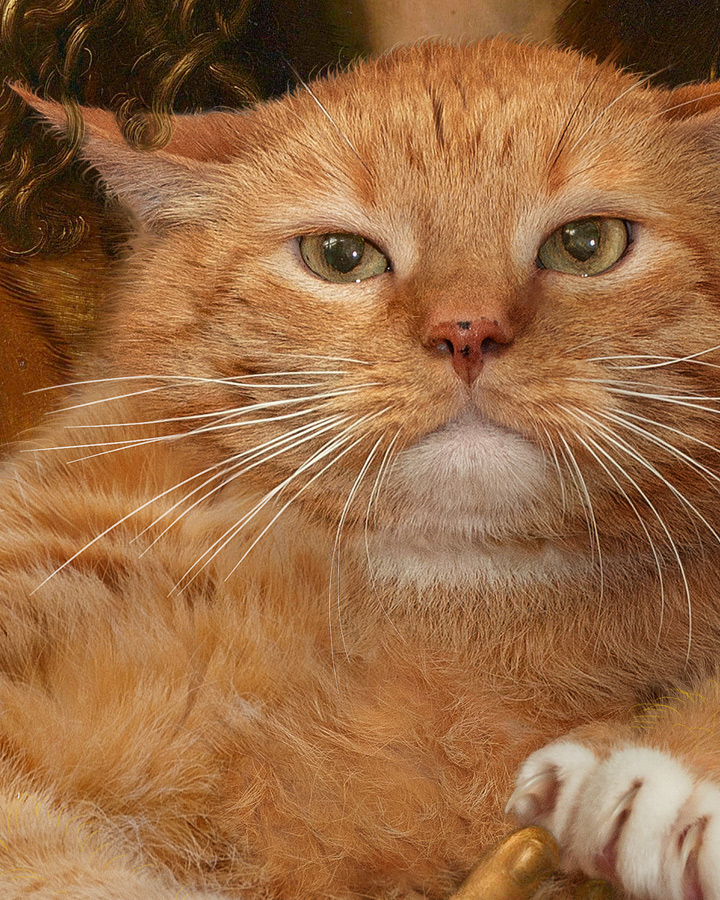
(3, 37, 720, 900)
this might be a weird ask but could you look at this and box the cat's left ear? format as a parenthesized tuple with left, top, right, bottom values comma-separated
(13, 85, 246, 228)
(663, 82, 720, 127)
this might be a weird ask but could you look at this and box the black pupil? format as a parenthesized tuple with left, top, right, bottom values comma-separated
(323, 234, 365, 273)
(561, 219, 601, 262)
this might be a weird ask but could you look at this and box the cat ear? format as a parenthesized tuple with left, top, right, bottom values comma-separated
(13, 85, 246, 227)
(663, 82, 720, 123)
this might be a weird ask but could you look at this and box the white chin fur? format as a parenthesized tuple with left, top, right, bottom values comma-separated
(384, 415, 552, 537)
(365, 415, 580, 589)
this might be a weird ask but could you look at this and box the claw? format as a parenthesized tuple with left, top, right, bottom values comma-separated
(505, 768, 560, 825)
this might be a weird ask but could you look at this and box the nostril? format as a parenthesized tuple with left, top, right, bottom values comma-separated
(480, 336, 502, 357)
(432, 338, 455, 357)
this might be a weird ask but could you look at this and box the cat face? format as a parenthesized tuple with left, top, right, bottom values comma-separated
(21, 40, 720, 588)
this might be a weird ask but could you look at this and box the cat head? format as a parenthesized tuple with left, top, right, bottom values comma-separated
(18, 40, 720, 591)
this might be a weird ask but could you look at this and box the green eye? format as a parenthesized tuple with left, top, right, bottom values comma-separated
(299, 233, 389, 283)
(537, 217, 629, 276)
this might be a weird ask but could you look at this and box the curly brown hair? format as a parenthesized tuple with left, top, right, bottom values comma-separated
(0, 0, 358, 255)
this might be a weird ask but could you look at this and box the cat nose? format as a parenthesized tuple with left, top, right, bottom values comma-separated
(423, 317, 513, 385)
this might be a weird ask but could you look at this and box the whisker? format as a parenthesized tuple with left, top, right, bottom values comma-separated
(612, 408, 720, 457)
(138, 415, 349, 552)
(27, 412, 347, 595)
(284, 57, 373, 177)
(563, 335, 612, 355)
(220, 410, 391, 585)
(569, 427, 667, 643)
(578, 87, 720, 165)
(540, 426, 568, 515)
(566, 68, 666, 155)
(176, 410, 389, 590)
(605, 387, 720, 415)
(31, 388, 377, 462)
(565, 407, 692, 658)
(31, 370, 348, 397)
(30, 406, 328, 453)
(600, 409, 720, 492)
(547, 67, 603, 172)
(586, 346, 720, 369)
(330, 434, 386, 677)
(51, 380, 378, 418)
(363, 430, 405, 637)
(278, 353, 373, 367)
(566, 376, 720, 400)
(558, 434, 604, 597)
(574, 408, 719, 545)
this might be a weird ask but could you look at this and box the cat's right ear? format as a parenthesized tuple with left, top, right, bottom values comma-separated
(12, 85, 246, 228)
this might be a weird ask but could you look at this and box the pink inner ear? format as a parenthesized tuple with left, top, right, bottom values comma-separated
(12, 83, 244, 163)
(162, 111, 245, 162)
(664, 82, 720, 120)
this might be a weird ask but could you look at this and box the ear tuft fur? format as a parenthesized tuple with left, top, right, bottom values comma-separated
(12, 84, 246, 228)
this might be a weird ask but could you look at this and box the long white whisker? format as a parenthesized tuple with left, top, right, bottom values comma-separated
(51, 381, 380, 418)
(220, 410, 391, 585)
(558, 435, 604, 597)
(31, 404, 333, 454)
(571, 428, 667, 643)
(600, 409, 720, 492)
(230, 427, 386, 577)
(27, 415, 346, 595)
(362, 431, 406, 639)
(32, 370, 348, 397)
(330, 434, 386, 677)
(587, 345, 720, 369)
(566, 408, 691, 659)
(540, 427, 568, 515)
(574, 408, 719, 545)
(175, 410, 388, 590)
(138, 415, 349, 552)
(605, 387, 720, 415)
(567, 377, 720, 402)
(31, 388, 377, 463)
(28, 460, 235, 595)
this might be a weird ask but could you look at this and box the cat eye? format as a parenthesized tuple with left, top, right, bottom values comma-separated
(537, 217, 629, 276)
(299, 233, 390, 283)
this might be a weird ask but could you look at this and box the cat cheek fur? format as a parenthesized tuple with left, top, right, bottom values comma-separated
(7, 38, 720, 900)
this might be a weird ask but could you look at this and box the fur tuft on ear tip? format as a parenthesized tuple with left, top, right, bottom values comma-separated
(11, 82, 125, 148)
(10, 82, 222, 228)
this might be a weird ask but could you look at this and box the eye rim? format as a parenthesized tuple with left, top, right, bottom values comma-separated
(298, 232, 391, 284)
(536, 216, 632, 277)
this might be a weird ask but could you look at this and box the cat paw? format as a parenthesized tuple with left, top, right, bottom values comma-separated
(506, 741, 720, 900)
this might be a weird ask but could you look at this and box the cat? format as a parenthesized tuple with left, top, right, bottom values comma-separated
(3, 35, 720, 900)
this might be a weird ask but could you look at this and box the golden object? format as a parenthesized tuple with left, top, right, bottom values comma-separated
(451, 829, 616, 900)
(450, 827, 559, 900)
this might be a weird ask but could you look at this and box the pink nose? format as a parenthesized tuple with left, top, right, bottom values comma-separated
(424, 317, 513, 384)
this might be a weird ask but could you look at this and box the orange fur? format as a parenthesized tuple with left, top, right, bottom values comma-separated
(3, 38, 720, 898)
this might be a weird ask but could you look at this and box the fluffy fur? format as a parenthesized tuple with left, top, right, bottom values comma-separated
(3, 38, 720, 899)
